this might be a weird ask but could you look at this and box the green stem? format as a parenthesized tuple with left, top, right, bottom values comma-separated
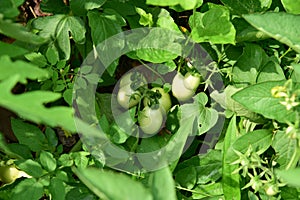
(279, 47, 292, 60)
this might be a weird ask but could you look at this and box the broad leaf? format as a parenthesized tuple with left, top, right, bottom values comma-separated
(189, 4, 236, 44)
(221, 0, 272, 14)
(232, 43, 268, 86)
(11, 178, 44, 200)
(40, 151, 57, 172)
(244, 12, 300, 53)
(180, 93, 218, 135)
(156, 9, 180, 32)
(88, 9, 126, 45)
(136, 28, 183, 63)
(232, 81, 298, 123)
(146, 0, 202, 11)
(149, 167, 177, 200)
(227, 129, 273, 161)
(0, 17, 46, 45)
(11, 119, 47, 152)
(0, 56, 48, 84)
(0, 41, 28, 58)
(272, 131, 298, 169)
(0, 76, 76, 132)
(49, 178, 66, 200)
(281, 0, 300, 14)
(222, 115, 241, 200)
(276, 168, 300, 187)
(0, 0, 24, 18)
(15, 159, 44, 178)
(73, 167, 153, 200)
(70, 0, 106, 16)
(32, 15, 86, 59)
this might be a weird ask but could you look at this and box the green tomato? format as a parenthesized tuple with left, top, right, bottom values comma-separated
(183, 72, 201, 91)
(0, 165, 20, 184)
(143, 87, 172, 115)
(172, 73, 195, 102)
(119, 72, 146, 89)
(138, 106, 163, 135)
(117, 84, 141, 109)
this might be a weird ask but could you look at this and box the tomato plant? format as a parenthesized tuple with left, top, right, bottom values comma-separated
(1, 0, 300, 199)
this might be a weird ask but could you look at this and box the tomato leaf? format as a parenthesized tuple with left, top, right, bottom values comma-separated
(148, 167, 177, 200)
(222, 115, 241, 200)
(0, 56, 48, 84)
(70, 0, 106, 16)
(181, 93, 218, 136)
(272, 131, 298, 169)
(11, 119, 47, 152)
(49, 178, 66, 200)
(281, 0, 300, 14)
(11, 179, 44, 200)
(243, 12, 300, 53)
(189, 4, 236, 44)
(15, 159, 44, 178)
(72, 167, 153, 200)
(232, 81, 298, 123)
(276, 168, 300, 187)
(0, 17, 47, 45)
(0, 76, 76, 132)
(221, 0, 272, 14)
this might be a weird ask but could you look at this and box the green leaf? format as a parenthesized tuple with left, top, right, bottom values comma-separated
(40, 151, 57, 172)
(232, 81, 298, 123)
(243, 12, 300, 53)
(58, 154, 74, 167)
(136, 7, 153, 27)
(0, 41, 28, 58)
(72, 167, 153, 200)
(281, 0, 300, 14)
(15, 159, 44, 178)
(49, 177, 66, 200)
(189, 4, 236, 44)
(70, 0, 106, 16)
(0, 56, 48, 84)
(156, 9, 180, 32)
(6, 143, 32, 159)
(0, 76, 76, 132)
(232, 43, 268, 86)
(25, 52, 48, 68)
(280, 186, 300, 200)
(40, 0, 69, 14)
(211, 85, 263, 121)
(55, 16, 86, 60)
(149, 167, 177, 200)
(276, 168, 300, 187)
(32, 15, 86, 60)
(88, 10, 125, 45)
(72, 152, 90, 168)
(233, 18, 270, 42)
(192, 182, 223, 199)
(181, 93, 218, 135)
(175, 166, 197, 189)
(11, 119, 47, 152)
(227, 129, 272, 161)
(87, 9, 125, 75)
(222, 115, 241, 200)
(0, 0, 24, 18)
(136, 28, 183, 63)
(272, 131, 298, 169)
(221, 0, 272, 14)
(0, 17, 47, 45)
(11, 178, 44, 200)
(146, 0, 201, 11)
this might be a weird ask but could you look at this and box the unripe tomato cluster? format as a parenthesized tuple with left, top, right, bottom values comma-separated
(116, 69, 201, 135)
